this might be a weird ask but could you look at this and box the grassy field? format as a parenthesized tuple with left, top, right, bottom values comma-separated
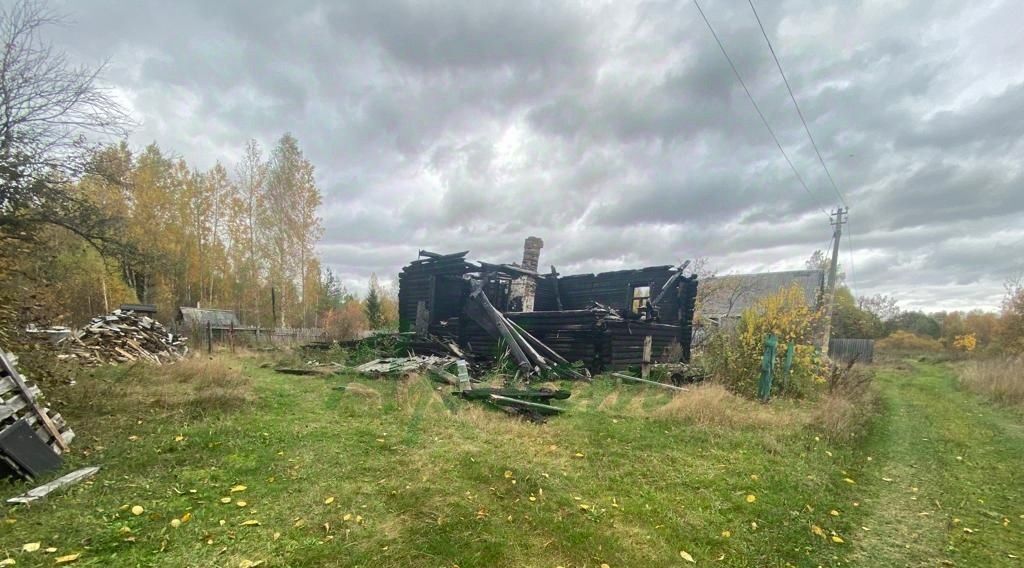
(1, 355, 1021, 567)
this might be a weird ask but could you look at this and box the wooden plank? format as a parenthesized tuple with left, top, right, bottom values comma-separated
(611, 372, 687, 392)
(641, 335, 653, 379)
(0, 352, 69, 452)
(6, 466, 101, 504)
(488, 394, 563, 413)
(455, 360, 472, 393)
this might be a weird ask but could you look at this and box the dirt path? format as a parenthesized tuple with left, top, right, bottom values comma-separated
(848, 362, 1024, 566)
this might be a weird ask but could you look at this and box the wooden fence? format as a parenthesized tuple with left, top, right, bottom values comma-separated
(180, 324, 327, 350)
(829, 338, 874, 364)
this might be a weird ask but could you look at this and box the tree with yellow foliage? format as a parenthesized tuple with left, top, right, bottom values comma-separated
(703, 284, 825, 398)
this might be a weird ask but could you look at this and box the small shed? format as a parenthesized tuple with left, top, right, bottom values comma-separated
(176, 307, 241, 330)
(119, 303, 157, 314)
(699, 270, 825, 323)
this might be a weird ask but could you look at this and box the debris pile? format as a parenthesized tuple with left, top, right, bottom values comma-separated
(354, 355, 457, 377)
(57, 309, 187, 366)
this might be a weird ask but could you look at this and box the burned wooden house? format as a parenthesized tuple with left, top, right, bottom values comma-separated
(398, 238, 698, 373)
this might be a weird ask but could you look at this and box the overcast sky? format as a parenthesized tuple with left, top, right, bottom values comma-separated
(46, 0, 1024, 312)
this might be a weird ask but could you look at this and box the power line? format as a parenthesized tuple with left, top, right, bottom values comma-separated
(692, 0, 830, 219)
(747, 0, 847, 208)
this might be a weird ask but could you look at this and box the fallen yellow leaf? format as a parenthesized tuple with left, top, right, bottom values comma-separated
(843, 478, 856, 484)
(55, 554, 80, 564)
(240, 520, 261, 526)
(746, 494, 757, 503)
(130, 505, 144, 516)
(343, 513, 352, 521)
(22, 543, 40, 553)
(181, 512, 192, 523)
(504, 471, 513, 478)
(831, 535, 845, 544)
(238, 561, 264, 568)
(174, 435, 185, 442)
(830, 510, 840, 516)
(236, 501, 247, 507)
(680, 550, 695, 562)
(44, 548, 56, 554)
(721, 530, 731, 538)
(230, 485, 247, 493)
(170, 519, 181, 528)
(811, 525, 825, 537)
(324, 497, 335, 505)
(0, 558, 14, 566)
(220, 497, 232, 504)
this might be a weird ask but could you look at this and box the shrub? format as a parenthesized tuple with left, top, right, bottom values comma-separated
(702, 284, 825, 399)
(958, 357, 1024, 407)
(876, 330, 943, 353)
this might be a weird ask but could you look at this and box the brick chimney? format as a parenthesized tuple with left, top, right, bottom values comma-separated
(521, 236, 544, 272)
(514, 236, 544, 312)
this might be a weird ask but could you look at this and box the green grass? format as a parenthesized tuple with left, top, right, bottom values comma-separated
(1, 357, 1022, 567)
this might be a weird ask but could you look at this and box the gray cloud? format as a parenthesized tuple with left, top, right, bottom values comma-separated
(44, 0, 1024, 311)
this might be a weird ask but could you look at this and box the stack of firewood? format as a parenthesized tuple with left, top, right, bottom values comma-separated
(57, 309, 188, 366)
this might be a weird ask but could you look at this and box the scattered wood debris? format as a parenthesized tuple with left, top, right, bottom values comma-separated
(57, 309, 187, 366)
(354, 356, 457, 376)
(7, 466, 100, 504)
(0, 351, 74, 480)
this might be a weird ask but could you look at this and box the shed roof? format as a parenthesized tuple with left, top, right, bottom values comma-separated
(177, 307, 240, 328)
(698, 270, 825, 319)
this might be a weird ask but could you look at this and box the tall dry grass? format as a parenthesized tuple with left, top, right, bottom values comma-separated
(959, 357, 1024, 407)
(654, 384, 804, 429)
(58, 355, 255, 423)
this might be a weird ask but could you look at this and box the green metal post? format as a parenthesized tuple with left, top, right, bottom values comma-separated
(758, 333, 779, 402)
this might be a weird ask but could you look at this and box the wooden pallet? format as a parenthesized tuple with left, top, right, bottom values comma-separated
(0, 352, 74, 460)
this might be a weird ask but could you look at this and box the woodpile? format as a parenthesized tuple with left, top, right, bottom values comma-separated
(57, 309, 188, 366)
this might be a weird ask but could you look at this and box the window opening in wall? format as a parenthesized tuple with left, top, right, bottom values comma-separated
(630, 285, 651, 316)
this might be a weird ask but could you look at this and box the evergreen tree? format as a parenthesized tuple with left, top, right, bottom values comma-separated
(364, 273, 384, 329)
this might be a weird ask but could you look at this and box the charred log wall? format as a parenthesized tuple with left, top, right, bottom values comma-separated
(536, 266, 684, 322)
(397, 253, 475, 332)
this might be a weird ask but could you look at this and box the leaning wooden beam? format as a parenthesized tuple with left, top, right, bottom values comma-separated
(497, 311, 550, 370)
(468, 287, 533, 375)
(7, 466, 101, 505)
(488, 394, 564, 414)
(505, 319, 569, 366)
(610, 372, 688, 392)
(505, 319, 589, 381)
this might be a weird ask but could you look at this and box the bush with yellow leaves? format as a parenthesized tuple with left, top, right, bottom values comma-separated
(952, 333, 977, 352)
(702, 284, 825, 399)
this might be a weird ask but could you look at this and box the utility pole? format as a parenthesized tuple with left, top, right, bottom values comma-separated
(821, 207, 847, 352)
